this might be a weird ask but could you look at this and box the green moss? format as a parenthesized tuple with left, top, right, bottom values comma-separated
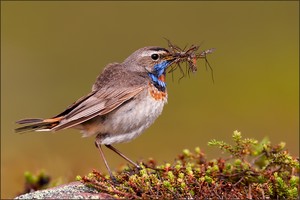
(183, 149, 191, 157)
(75, 175, 82, 181)
(80, 131, 299, 199)
(194, 147, 201, 154)
(290, 175, 299, 188)
(19, 170, 58, 196)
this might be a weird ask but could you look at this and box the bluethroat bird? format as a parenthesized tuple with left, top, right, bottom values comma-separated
(15, 46, 178, 179)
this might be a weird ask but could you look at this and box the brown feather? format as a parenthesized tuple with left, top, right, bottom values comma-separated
(52, 86, 145, 131)
(15, 60, 151, 133)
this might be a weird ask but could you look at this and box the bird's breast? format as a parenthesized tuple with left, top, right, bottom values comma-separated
(148, 82, 167, 101)
(97, 85, 167, 144)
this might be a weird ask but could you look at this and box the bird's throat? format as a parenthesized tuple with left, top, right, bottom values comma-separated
(148, 60, 170, 92)
(158, 74, 165, 83)
(148, 73, 166, 92)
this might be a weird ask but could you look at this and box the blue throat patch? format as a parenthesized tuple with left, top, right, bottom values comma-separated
(148, 61, 170, 90)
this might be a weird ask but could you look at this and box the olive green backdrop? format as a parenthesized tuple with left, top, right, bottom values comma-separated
(1, 1, 299, 198)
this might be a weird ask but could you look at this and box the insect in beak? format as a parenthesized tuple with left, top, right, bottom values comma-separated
(163, 39, 215, 82)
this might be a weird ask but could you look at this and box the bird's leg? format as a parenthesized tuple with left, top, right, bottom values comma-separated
(95, 141, 117, 182)
(105, 144, 141, 170)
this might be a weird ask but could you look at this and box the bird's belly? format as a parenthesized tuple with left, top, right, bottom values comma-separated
(99, 89, 167, 144)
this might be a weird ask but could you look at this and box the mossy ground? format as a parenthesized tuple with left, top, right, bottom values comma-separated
(79, 131, 299, 199)
(20, 131, 299, 199)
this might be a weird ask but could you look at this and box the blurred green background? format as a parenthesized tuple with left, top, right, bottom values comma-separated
(1, 1, 298, 198)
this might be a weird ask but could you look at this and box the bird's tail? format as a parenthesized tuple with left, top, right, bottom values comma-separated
(15, 117, 62, 133)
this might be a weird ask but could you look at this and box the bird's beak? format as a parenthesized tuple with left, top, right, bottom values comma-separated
(162, 54, 176, 65)
(164, 54, 176, 61)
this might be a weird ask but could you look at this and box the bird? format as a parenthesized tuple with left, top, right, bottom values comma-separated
(15, 46, 177, 180)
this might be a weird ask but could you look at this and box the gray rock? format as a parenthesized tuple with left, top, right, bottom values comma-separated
(15, 181, 114, 199)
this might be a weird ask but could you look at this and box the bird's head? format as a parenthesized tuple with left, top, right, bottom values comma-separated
(123, 46, 175, 90)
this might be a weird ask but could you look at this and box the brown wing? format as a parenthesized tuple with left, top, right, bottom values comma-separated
(15, 62, 150, 133)
(51, 85, 145, 131)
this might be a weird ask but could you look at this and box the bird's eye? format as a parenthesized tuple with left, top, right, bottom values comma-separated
(151, 54, 159, 60)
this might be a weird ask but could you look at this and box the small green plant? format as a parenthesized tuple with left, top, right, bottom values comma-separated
(208, 130, 299, 199)
(80, 131, 299, 199)
(18, 170, 60, 196)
